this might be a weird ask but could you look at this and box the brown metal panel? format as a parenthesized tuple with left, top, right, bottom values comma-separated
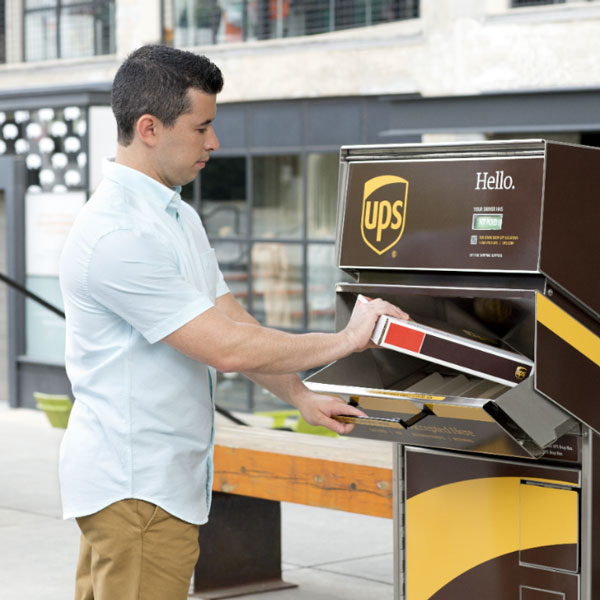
(405, 448, 580, 600)
(338, 157, 545, 272)
(536, 323, 600, 434)
(405, 448, 579, 500)
(428, 553, 579, 600)
(592, 431, 600, 597)
(540, 142, 600, 317)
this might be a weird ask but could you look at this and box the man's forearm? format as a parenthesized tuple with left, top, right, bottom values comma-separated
(163, 292, 407, 376)
(244, 370, 306, 407)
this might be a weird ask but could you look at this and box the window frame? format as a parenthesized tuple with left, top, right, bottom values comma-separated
(22, 0, 115, 62)
(166, 0, 420, 46)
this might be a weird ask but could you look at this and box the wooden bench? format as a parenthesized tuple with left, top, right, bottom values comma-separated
(194, 423, 394, 598)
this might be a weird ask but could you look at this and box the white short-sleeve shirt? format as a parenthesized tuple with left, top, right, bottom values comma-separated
(58, 158, 229, 524)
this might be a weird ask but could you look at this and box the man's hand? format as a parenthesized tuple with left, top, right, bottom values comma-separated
(294, 387, 367, 435)
(343, 296, 409, 353)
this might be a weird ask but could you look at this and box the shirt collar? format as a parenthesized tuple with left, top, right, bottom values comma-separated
(102, 158, 183, 214)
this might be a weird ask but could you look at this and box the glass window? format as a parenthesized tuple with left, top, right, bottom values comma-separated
(217, 0, 245, 43)
(24, 190, 85, 362)
(173, 0, 221, 46)
(307, 152, 339, 240)
(24, 0, 115, 62)
(213, 240, 250, 309)
(251, 242, 303, 328)
(214, 371, 252, 412)
(170, 0, 418, 45)
(252, 155, 302, 238)
(200, 156, 247, 237)
(180, 180, 196, 207)
(25, 0, 55, 8)
(61, 6, 96, 59)
(307, 244, 353, 332)
(210, 239, 252, 413)
(25, 10, 58, 61)
(25, 276, 65, 361)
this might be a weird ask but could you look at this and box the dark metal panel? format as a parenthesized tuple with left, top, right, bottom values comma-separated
(213, 104, 248, 150)
(0, 83, 112, 111)
(381, 89, 600, 137)
(592, 431, 600, 597)
(305, 99, 364, 147)
(194, 493, 294, 596)
(336, 152, 545, 273)
(540, 142, 600, 318)
(249, 102, 303, 148)
(536, 322, 600, 435)
(405, 448, 579, 500)
(405, 448, 580, 600)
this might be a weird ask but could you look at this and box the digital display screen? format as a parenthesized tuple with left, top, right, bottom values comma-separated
(472, 214, 503, 231)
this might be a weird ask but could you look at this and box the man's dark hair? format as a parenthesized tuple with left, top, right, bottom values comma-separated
(111, 44, 224, 146)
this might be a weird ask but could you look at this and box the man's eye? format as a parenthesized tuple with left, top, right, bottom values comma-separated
(198, 128, 207, 134)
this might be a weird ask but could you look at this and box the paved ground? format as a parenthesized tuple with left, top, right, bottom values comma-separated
(0, 404, 395, 600)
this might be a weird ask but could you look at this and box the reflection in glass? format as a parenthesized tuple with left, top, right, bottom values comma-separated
(25, 0, 55, 8)
(308, 244, 353, 332)
(25, 10, 57, 61)
(252, 155, 302, 238)
(61, 6, 96, 59)
(171, 0, 418, 44)
(211, 239, 252, 414)
(24, 1, 115, 61)
(25, 276, 66, 361)
(307, 153, 339, 239)
(200, 156, 247, 237)
(173, 0, 222, 46)
(216, 0, 244, 43)
(212, 241, 249, 309)
(214, 371, 251, 413)
(180, 180, 195, 207)
(252, 242, 302, 328)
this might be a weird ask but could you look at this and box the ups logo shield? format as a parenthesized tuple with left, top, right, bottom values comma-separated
(515, 366, 529, 381)
(361, 175, 408, 255)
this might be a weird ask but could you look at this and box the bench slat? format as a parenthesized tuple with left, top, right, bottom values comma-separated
(213, 443, 393, 518)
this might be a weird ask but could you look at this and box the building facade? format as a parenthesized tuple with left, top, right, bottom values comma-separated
(1, 0, 600, 412)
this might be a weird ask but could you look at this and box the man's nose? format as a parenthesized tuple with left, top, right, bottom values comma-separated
(206, 127, 219, 151)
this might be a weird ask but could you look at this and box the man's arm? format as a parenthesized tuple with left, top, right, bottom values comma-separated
(212, 294, 365, 434)
(162, 292, 408, 433)
(162, 292, 407, 375)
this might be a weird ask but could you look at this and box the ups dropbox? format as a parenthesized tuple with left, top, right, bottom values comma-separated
(305, 139, 600, 600)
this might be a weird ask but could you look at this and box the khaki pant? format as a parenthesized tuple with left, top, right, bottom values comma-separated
(75, 499, 200, 600)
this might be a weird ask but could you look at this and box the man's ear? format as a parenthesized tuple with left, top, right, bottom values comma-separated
(136, 114, 161, 146)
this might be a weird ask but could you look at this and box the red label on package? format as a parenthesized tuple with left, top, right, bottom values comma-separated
(384, 322, 426, 353)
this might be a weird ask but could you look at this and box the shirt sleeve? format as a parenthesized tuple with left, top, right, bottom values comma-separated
(87, 227, 215, 344)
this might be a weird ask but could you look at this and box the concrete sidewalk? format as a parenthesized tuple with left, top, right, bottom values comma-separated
(0, 404, 394, 600)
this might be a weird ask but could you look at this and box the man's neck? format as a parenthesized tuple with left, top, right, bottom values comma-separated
(114, 144, 164, 186)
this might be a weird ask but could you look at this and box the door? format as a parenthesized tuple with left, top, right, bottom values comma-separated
(404, 447, 580, 599)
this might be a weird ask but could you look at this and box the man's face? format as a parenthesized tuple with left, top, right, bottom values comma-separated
(154, 88, 219, 188)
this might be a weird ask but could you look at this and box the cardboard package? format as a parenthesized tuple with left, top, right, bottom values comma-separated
(360, 296, 533, 387)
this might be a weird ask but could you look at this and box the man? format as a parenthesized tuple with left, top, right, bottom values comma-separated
(59, 44, 407, 600)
